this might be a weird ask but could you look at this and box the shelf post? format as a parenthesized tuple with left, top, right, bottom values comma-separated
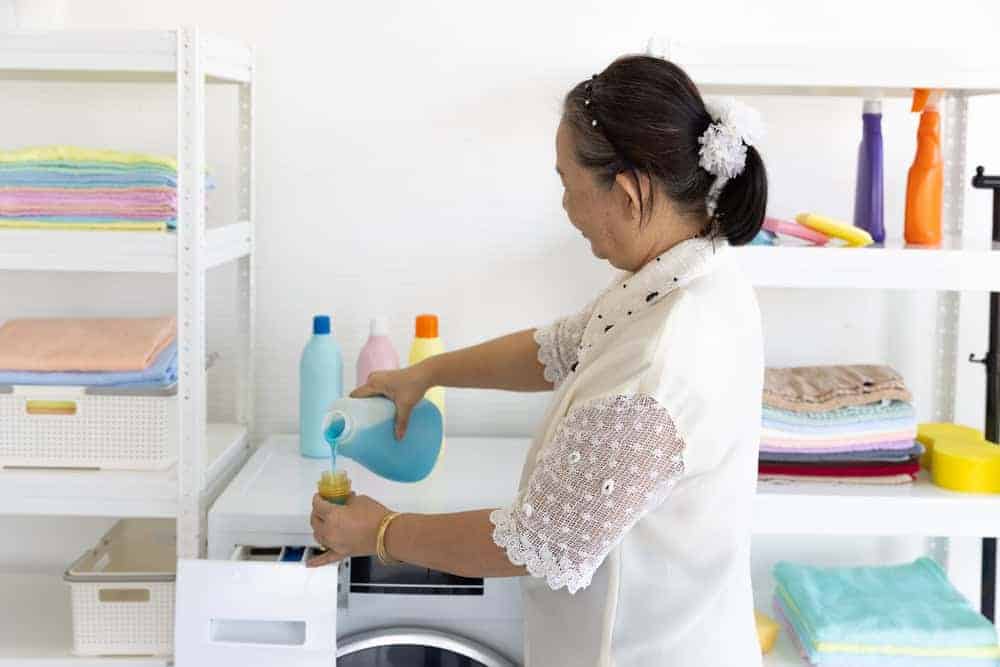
(176, 25, 208, 560)
(972, 165, 1000, 622)
(236, 51, 256, 443)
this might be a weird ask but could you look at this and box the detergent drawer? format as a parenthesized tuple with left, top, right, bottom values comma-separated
(174, 545, 339, 667)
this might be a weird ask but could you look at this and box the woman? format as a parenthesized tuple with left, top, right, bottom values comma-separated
(310, 55, 767, 666)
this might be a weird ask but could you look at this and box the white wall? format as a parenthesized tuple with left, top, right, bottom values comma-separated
(2, 0, 1000, 604)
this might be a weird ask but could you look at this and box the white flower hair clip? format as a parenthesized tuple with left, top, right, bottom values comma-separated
(698, 97, 764, 218)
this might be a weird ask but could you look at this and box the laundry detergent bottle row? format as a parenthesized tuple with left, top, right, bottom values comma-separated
(323, 396, 443, 483)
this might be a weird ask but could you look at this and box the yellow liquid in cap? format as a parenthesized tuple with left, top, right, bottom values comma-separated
(318, 470, 351, 505)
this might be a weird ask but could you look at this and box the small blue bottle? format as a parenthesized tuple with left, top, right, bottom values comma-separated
(299, 315, 343, 458)
(323, 397, 443, 483)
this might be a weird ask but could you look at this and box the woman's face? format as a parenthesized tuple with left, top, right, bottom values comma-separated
(555, 121, 640, 270)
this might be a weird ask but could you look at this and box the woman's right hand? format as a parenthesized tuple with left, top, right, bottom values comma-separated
(351, 363, 434, 440)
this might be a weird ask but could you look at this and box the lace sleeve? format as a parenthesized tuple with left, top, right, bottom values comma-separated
(534, 308, 591, 388)
(490, 394, 686, 594)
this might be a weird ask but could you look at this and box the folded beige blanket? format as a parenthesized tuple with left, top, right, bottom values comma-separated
(764, 365, 912, 413)
(0, 316, 176, 372)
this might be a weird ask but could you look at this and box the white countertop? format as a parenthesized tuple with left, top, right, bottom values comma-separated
(208, 435, 532, 537)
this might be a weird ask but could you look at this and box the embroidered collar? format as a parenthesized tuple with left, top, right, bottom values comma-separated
(577, 237, 728, 364)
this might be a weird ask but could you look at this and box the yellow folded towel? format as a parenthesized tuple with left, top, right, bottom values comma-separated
(0, 145, 176, 170)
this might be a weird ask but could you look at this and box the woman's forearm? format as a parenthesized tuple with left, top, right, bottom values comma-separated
(424, 328, 551, 392)
(384, 510, 525, 579)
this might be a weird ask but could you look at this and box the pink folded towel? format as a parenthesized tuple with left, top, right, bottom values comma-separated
(0, 316, 176, 372)
(0, 188, 176, 204)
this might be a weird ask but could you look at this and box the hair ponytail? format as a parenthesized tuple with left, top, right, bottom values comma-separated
(712, 145, 767, 246)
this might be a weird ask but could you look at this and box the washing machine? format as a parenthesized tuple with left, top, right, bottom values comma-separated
(207, 434, 532, 666)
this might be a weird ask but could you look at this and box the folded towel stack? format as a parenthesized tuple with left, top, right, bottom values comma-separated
(0, 317, 177, 389)
(0, 146, 181, 231)
(774, 558, 1000, 666)
(760, 366, 921, 485)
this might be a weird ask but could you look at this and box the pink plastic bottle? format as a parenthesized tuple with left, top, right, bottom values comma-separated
(356, 317, 400, 386)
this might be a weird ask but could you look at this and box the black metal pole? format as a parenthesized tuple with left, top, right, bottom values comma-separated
(971, 166, 1000, 621)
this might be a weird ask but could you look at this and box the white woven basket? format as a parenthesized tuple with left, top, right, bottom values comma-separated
(0, 385, 176, 469)
(65, 519, 176, 656)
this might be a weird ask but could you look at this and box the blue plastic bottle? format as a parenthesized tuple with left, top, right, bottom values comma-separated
(299, 315, 343, 458)
(323, 397, 443, 483)
(853, 99, 885, 243)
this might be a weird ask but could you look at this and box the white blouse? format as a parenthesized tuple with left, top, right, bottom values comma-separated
(491, 237, 764, 666)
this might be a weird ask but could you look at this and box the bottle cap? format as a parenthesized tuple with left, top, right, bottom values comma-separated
(371, 316, 389, 337)
(415, 314, 439, 338)
(318, 470, 352, 503)
(863, 99, 882, 115)
(313, 315, 331, 335)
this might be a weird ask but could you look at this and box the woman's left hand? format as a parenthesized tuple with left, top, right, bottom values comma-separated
(308, 493, 392, 567)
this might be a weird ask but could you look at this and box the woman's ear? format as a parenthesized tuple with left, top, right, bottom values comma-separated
(614, 170, 650, 227)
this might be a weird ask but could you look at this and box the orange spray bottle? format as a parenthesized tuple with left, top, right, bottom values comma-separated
(904, 88, 943, 246)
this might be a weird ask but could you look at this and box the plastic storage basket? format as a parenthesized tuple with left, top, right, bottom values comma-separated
(0, 385, 176, 470)
(64, 519, 176, 656)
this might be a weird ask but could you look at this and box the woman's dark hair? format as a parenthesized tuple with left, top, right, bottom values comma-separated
(563, 55, 767, 246)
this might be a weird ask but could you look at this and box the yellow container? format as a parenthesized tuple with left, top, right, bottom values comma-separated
(755, 609, 780, 654)
(932, 439, 1000, 494)
(917, 423, 984, 471)
(409, 314, 446, 417)
(410, 314, 446, 461)
(317, 470, 352, 505)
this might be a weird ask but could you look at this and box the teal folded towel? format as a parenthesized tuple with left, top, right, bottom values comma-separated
(773, 558, 998, 651)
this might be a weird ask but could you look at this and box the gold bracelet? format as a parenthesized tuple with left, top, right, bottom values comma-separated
(376, 511, 403, 566)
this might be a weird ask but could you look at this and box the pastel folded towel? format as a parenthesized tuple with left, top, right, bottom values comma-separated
(760, 473, 917, 485)
(763, 416, 916, 437)
(0, 317, 175, 372)
(759, 443, 924, 463)
(0, 342, 177, 388)
(764, 401, 915, 427)
(762, 433, 919, 450)
(773, 558, 1000, 659)
(0, 172, 177, 188)
(765, 365, 912, 413)
(774, 595, 1000, 666)
(0, 145, 177, 170)
(0, 187, 175, 204)
(759, 439, 919, 455)
(0, 219, 167, 231)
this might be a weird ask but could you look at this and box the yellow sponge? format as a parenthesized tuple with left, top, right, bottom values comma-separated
(756, 609, 780, 654)
(917, 423, 984, 471)
(932, 439, 1000, 494)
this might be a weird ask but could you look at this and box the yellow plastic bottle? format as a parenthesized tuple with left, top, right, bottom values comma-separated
(409, 314, 445, 452)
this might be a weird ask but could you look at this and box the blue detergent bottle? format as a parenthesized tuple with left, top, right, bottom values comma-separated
(323, 397, 443, 483)
(299, 315, 344, 458)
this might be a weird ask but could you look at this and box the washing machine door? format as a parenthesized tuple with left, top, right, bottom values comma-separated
(337, 627, 517, 667)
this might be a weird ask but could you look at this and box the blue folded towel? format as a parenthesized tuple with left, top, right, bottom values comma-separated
(759, 443, 924, 463)
(0, 342, 177, 388)
(0, 173, 178, 188)
(764, 401, 914, 427)
(774, 558, 999, 652)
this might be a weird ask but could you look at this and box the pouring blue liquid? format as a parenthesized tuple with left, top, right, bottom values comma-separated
(323, 397, 443, 483)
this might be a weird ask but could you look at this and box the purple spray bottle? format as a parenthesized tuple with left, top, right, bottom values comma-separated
(853, 99, 885, 243)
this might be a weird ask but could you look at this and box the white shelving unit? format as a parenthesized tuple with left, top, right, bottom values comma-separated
(0, 27, 254, 665)
(644, 37, 1000, 666)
